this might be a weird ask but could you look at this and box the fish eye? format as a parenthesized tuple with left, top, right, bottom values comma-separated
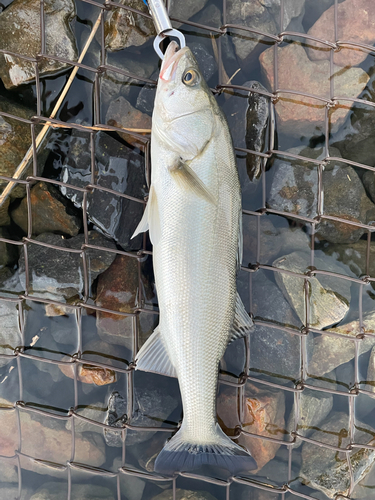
(182, 69, 200, 86)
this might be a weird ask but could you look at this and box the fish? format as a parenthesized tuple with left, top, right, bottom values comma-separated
(132, 40, 257, 476)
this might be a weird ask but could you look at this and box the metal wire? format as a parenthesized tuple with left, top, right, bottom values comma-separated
(0, 0, 375, 499)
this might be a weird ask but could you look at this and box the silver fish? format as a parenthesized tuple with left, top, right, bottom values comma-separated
(132, 41, 256, 476)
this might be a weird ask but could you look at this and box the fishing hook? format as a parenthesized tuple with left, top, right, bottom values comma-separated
(143, 0, 185, 59)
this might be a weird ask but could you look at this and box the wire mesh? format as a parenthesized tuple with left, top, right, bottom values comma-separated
(0, 0, 375, 498)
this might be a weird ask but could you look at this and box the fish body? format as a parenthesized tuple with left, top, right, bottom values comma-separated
(133, 42, 256, 476)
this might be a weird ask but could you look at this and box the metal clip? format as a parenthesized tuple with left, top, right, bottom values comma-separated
(144, 0, 185, 59)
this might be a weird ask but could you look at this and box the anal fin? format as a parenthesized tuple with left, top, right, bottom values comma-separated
(229, 292, 254, 343)
(135, 326, 177, 378)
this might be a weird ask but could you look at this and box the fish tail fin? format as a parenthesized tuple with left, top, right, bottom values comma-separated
(154, 424, 257, 476)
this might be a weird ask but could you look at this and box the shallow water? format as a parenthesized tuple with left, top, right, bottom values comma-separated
(1, 0, 375, 499)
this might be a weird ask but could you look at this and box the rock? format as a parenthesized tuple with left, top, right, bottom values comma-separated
(136, 71, 157, 116)
(363, 170, 375, 204)
(273, 251, 351, 328)
(218, 384, 285, 472)
(323, 240, 375, 284)
(352, 461, 375, 499)
(365, 346, 375, 393)
(243, 215, 311, 265)
(189, 42, 217, 82)
(30, 483, 115, 500)
(152, 489, 217, 500)
(112, 458, 147, 500)
(0, 297, 21, 361)
(60, 130, 147, 251)
(0, 227, 17, 267)
(0, 197, 10, 226)
(222, 80, 270, 181)
(0, 99, 35, 200)
(168, 0, 209, 28)
(287, 387, 333, 448)
(300, 412, 375, 498)
(246, 82, 270, 181)
(249, 270, 303, 382)
(308, 312, 375, 376)
(60, 361, 116, 386)
(11, 181, 81, 236)
(303, 0, 345, 32)
(104, 0, 155, 51)
(18, 231, 116, 301)
(0, 0, 77, 89)
(106, 96, 151, 147)
(260, 43, 369, 136)
(66, 401, 106, 432)
(104, 381, 179, 446)
(226, 0, 305, 65)
(268, 150, 375, 243)
(104, 391, 127, 447)
(96, 254, 154, 349)
(0, 484, 30, 500)
(306, 0, 375, 67)
(0, 408, 105, 467)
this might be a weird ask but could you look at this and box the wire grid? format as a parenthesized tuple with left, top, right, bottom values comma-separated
(0, 0, 375, 498)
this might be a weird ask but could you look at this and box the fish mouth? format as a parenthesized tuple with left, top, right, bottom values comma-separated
(159, 41, 187, 82)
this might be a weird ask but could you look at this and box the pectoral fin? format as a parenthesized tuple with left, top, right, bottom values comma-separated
(131, 185, 161, 245)
(229, 292, 254, 343)
(135, 326, 177, 378)
(170, 161, 216, 205)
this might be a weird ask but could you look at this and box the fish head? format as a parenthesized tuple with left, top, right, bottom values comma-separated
(155, 41, 213, 123)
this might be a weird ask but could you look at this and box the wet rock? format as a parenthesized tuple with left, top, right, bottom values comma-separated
(66, 401, 106, 432)
(227, 0, 305, 65)
(136, 71, 157, 116)
(243, 215, 310, 265)
(246, 82, 270, 181)
(18, 231, 116, 301)
(222, 80, 270, 181)
(0, 408, 105, 466)
(0, 197, 10, 226)
(0, 227, 17, 267)
(365, 346, 375, 393)
(0, 99, 34, 200)
(104, 391, 127, 447)
(273, 251, 351, 329)
(323, 240, 375, 283)
(63, 362, 116, 385)
(11, 181, 81, 236)
(218, 384, 286, 472)
(0, 0, 77, 89)
(352, 460, 375, 499)
(30, 483, 115, 500)
(60, 130, 147, 251)
(0, 484, 30, 500)
(106, 96, 151, 147)
(104, 0, 155, 51)
(260, 43, 369, 136)
(300, 412, 375, 498)
(105, 383, 179, 447)
(168, 0, 209, 28)
(287, 388, 333, 448)
(96, 254, 154, 349)
(268, 149, 375, 243)
(153, 489, 217, 500)
(363, 170, 375, 204)
(250, 271, 302, 382)
(306, 0, 375, 67)
(0, 298, 22, 360)
(303, 0, 345, 32)
(308, 312, 375, 376)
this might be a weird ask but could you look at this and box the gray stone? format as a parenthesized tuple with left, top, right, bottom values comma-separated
(112, 458, 146, 500)
(273, 251, 351, 329)
(168, 0, 209, 28)
(249, 271, 303, 382)
(0, 484, 30, 500)
(104, 0, 155, 51)
(0, 0, 77, 89)
(226, 0, 305, 64)
(0, 197, 10, 226)
(30, 483, 115, 500)
(287, 387, 333, 448)
(189, 42, 217, 82)
(60, 130, 147, 251)
(104, 384, 179, 447)
(363, 170, 375, 204)
(300, 412, 375, 498)
(66, 402, 106, 432)
(136, 71, 158, 116)
(268, 150, 375, 243)
(18, 231, 116, 301)
(365, 346, 375, 393)
(0, 227, 17, 267)
(308, 312, 375, 376)
(153, 489, 217, 500)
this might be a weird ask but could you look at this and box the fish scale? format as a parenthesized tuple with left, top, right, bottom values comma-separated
(132, 41, 257, 476)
